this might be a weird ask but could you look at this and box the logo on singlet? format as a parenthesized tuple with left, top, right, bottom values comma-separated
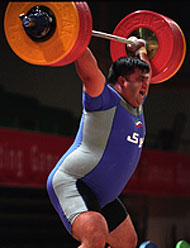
(126, 119, 144, 148)
(135, 119, 142, 128)
(126, 132, 144, 148)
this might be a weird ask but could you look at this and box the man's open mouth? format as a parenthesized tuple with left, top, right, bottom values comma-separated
(139, 91, 145, 96)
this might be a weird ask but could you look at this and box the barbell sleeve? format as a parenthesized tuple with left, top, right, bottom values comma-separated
(92, 30, 134, 45)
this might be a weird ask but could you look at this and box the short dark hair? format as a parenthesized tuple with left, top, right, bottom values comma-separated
(107, 56, 150, 85)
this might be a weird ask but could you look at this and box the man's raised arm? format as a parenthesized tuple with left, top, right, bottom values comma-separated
(75, 48, 106, 97)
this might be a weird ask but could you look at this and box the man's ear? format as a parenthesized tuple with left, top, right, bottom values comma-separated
(117, 76, 125, 86)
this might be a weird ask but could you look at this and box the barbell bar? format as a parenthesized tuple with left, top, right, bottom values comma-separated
(92, 30, 135, 45)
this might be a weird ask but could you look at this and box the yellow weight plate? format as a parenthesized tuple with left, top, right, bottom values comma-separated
(4, 2, 80, 66)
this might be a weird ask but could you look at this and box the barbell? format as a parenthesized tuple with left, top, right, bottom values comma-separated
(4, 1, 186, 84)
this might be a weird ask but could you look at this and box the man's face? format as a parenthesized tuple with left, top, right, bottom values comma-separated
(121, 68, 151, 107)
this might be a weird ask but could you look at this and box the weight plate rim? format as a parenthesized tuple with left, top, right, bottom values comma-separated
(51, 2, 92, 66)
(151, 18, 186, 83)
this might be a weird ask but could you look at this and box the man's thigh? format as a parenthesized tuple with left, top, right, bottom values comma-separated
(101, 197, 128, 232)
(107, 215, 138, 248)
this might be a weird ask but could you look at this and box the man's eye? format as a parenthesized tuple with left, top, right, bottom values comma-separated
(139, 76, 146, 82)
(137, 77, 143, 81)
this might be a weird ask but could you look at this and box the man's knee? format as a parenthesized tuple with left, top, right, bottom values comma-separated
(72, 211, 109, 248)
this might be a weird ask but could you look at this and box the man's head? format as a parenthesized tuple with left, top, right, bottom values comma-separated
(107, 57, 151, 108)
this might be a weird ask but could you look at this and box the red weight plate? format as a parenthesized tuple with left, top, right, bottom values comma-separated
(110, 10, 176, 83)
(51, 2, 92, 66)
(150, 17, 186, 83)
(170, 20, 186, 77)
(74, 2, 93, 59)
(155, 17, 186, 82)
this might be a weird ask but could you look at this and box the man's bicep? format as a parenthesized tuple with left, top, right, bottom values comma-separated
(83, 71, 106, 97)
(75, 48, 106, 97)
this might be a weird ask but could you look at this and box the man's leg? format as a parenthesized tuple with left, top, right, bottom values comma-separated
(107, 215, 138, 248)
(101, 198, 137, 248)
(72, 211, 109, 248)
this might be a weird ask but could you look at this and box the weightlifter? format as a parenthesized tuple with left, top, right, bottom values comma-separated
(47, 36, 152, 248)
